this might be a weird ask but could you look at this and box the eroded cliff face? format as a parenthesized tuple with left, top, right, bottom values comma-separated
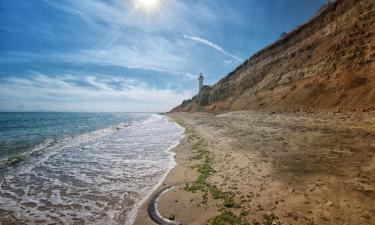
(172, 0, 375, 113)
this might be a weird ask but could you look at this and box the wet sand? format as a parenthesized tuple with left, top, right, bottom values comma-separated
(134, 111, 375, 225)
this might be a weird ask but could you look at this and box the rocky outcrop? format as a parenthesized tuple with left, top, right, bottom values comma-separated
(172, 0, 375, 113)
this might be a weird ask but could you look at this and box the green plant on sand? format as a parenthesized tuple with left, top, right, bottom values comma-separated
(173, 117, 279, 225)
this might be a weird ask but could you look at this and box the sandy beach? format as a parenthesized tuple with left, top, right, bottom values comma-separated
(2, 0, 375, 224)
(134, 111, 374, 225)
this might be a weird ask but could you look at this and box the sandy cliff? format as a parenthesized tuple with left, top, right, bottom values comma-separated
(172, 0, 375, 113)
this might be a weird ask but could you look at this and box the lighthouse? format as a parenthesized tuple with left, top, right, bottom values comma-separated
(198, 73, 204, 92)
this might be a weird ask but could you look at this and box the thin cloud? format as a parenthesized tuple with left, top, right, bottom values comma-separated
(0, 42, 197, 81)
(183, 35, 243, 62)
(0, 73, 193, 112)
(1, 0, 252, 112)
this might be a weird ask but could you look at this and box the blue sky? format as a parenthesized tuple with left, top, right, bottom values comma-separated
(0, 0, 326, 112)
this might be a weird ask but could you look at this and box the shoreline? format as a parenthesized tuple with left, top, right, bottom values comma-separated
(133, 114, 218, 225)
(133, 111, 375, 225)
(126, 116, 185, 225)
(0, 113, 185, 225)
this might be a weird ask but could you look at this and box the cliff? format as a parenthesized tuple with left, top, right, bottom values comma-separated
(172, 0, 375, 113)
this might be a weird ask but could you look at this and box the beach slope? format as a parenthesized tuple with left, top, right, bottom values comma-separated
(134, 111, 374, 225)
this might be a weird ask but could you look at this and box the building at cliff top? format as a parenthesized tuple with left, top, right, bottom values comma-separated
(198, 73, 204, 93)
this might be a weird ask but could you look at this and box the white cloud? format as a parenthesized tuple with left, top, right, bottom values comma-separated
(0, 72, 193, 112)
(43, 0, 215, 34)
(183, 35, 243, 62)
(0, 0, 250, 112)
(0, 39, 197, 81)
(2, 0, 242, 84)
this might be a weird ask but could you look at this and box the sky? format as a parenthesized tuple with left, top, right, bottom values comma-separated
(0, 0, 326, 112)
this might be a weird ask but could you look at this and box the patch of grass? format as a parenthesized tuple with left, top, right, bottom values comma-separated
(188, 130, 199, 141)
(186, 127, 213, 186)
(208, 185, 240, 208)
(195, 160, 213, 183)
(209, 185, 223, 199)
(263, 213, 281, 225)
(191, 154, 204, 160)
(191, 140, 206, 160)
(177, 121, 212, 205)
(223, 195, 235, 208)
(176, 117, 242, 214)
(210, 210, 250, 225)
(192, 139, 203, 148)
(173, 118, 186, 128)
(223, 194, 240, 208)
(239, 209, 250, 217)
(173, 118, 199, 142)
(184, 182, 205, 193)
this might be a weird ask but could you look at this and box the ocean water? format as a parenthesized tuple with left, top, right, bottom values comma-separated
(0, 112, 184, 225)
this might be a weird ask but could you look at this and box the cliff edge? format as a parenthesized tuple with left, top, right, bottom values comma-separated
(172, 0, 375, 113)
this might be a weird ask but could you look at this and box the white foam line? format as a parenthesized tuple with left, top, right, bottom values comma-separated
(125, 115, 185, 225)
(1, 115, 151, 181)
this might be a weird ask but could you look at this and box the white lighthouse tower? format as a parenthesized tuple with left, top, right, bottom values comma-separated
(198, 73, 204, 92)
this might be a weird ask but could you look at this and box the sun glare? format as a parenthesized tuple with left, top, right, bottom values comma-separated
(138, 0, 157, 6)
(134, 0, 159, 11)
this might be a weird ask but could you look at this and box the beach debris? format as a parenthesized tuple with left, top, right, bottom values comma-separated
(147, 186, 181, 225)
(326, 200, 334, 207)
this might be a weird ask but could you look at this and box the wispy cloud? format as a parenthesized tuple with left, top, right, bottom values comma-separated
(42, 0, 216, 34)
(0, 72, 193, 112)
(183, 35, 243, 62)
(0, 38, 197, 81)
(1, 0, 264, 112)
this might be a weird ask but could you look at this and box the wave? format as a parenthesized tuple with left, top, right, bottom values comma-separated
(0, 139, 54, 169)
(125, 118, 185, 225)
(0, 115, 149, 172)
(0, 114, 185, 225)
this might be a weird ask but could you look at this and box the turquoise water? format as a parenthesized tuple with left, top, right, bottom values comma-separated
(0, 113, 184, 224)
(0, 112, 147, 164)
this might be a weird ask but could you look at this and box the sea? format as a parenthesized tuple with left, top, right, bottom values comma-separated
(0, 112, 184, 225)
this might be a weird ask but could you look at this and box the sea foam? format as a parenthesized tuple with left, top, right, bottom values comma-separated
(0, 114, 184, 225)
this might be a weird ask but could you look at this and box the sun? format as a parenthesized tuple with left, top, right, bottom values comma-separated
(134, 0, 159, 11)
(138, 0, 158, 6)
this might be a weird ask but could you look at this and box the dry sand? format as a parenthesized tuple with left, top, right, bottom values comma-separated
(134, 111, 375, 225)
